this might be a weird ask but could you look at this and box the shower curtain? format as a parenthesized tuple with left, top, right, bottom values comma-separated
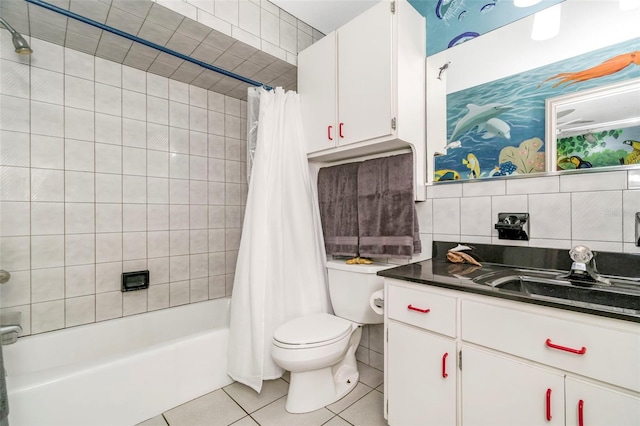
(227, 87, 330, 393)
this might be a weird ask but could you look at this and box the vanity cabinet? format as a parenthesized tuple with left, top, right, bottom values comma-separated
(297, 0, 425, 156)
(384, 278, 640, 426)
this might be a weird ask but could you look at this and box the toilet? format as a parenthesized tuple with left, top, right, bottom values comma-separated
(271, 260, 393, 413)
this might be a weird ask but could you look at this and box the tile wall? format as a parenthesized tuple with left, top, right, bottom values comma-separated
(0, 34, 247, 336)
(152, 0, 324, 64)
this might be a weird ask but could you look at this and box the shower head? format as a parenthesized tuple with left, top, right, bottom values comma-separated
(0, 17, 33, 55)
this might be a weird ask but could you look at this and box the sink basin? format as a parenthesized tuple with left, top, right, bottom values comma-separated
(474, 271, 640, 312)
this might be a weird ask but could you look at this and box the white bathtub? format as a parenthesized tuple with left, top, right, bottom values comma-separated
(3, 298, 234, 426)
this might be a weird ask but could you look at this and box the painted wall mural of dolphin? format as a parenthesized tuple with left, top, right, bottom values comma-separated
(448, 103, 512, 142)
(479, 117, 511, 139)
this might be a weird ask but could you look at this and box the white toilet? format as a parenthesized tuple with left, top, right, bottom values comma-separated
(271, 260, 393, 413)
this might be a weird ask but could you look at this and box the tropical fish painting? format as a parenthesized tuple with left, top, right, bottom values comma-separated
(434, 37, 640, 181)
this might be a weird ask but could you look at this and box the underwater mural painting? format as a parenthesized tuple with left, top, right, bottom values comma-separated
(434, 37, 640, 181)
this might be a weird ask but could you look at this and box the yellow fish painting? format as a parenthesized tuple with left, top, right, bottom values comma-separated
(434, 169, 461, 182)
(462, 153, 480, 179)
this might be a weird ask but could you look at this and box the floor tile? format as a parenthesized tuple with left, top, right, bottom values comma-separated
(376, 383, 383, 393)
(250, 396, 334, 426)
(224, 378, 289, 413)
(282, 370, 290, 383)
(322, 415, 352, 426)
(326, 382, 373, 414)
(163, 389, 247, 426)
(230, 416, 260, 425)
(339, 390, 386, 426)
(136, 414, 168, 426)
(356, 362, 384, 389)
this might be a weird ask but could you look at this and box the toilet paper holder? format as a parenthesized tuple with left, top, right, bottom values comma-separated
(373, 298, 384, 309)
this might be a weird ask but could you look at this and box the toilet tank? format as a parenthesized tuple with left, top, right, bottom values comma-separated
(326, 260, 396, 324)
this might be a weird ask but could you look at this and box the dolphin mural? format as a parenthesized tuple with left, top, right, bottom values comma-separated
(448, 103, 512, 142)
(479, 117, 511, 139)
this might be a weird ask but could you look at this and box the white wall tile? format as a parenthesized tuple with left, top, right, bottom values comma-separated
(170, 204, 190, 229)
(31, 235, 64, 269)
(30, 38, 64, 73)
(622, 190, 640, 244)
(0, 269, 30, 308)
(122, 118, 147, 149)
(96, 261, 122, 293)
(215, 0, 239, 26)
(629, 170, 640, 189)
(123, 147, 147, 176)
(31, 267, 65, 303)
(123, 289, 147, 316)
(528, 193, 571, 240)
(460, 196, 492, 236)
(95, 113, 122, 145)
(123, 90, 147, 120)
(170, 153, 190, 179)
(65, 234, 95, 266)
(65, 171, 95, 202)
(96, 233, 123, 263)
(96, 203, 122, 233)
(123, 175, 147, 203)
(148, 177, 169, 204)
(31, 300, 64, 334)
(95, 173, 122, 203)
(95, 83, 122, 116)
(169, 280, 189, 306)
(65, 107, 94, 141)
(64, 48, 94, 80)
(148, 204, 169, 231)
(570, 240, 623, 253)
(170, 101, 190, 129)
(65, 75, 95, 111)
(31, 169, 64, 202)
(65, 139, 95, 172)
(31, 100, 64, 137)
(147, 150, 169, 177)
(95, 143, 122, 174)
(65, 203, 95, 234)
(65, 264, 96, 297)
(170, 255, 190, 281)
(190, 180, 208, 204)
(190, 106, 208, 132)
(148, 231, 170, 258)
(169, 79, 189, 103)
(31, 135, 64, 169)
(65, 295, 95, 327)
(96, 291, 123, 321)
(0, 202, 29, 237)
(31, 67, 64, 105)
(0, 131, 29, 168)
(170, 230, 190, 255)
(432, 198, 460, 235)
(560, 171, 627, 192)
(147, 95, 169, 125)
(147, 73, 168, 98)
(122, 66, 147, 93)
(571, 191, 622, 242)
(123, 204, 147, 231)
(123, 232, 147, 260)
(170, 179, 190, 204)
(95, 57, 122, 87)
(507, 176, 559, 195)
(147, 123, 169, 152)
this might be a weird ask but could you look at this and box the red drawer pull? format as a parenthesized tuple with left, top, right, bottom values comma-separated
(327, 125, 333, 141)
(407, 304, 430, 313)
(339, 122, 344, 138)
(545, 338, 586, 355)
(546, 388, 552, 421)
(578, 399, 584, 426)
(442, 352, 448, 378)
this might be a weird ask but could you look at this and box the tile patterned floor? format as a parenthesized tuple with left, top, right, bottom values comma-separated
(137, 363, 386, 426)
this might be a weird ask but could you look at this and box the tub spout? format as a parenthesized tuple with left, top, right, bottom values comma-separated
(1, 324, 22, 345)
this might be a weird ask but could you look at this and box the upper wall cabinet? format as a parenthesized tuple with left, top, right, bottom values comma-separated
(298, 0, 426, 199)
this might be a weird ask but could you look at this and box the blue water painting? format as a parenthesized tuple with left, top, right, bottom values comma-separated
(434, 37, 640, 181)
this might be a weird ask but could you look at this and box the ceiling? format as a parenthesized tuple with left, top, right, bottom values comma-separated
(0, 0, 297, 99)
(270, 0, 378, 35)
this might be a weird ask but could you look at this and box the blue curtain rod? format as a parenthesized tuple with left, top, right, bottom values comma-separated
(24, 0, 272, 90)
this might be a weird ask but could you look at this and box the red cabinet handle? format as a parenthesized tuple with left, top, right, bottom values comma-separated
(578, 399, 584, 426)
(327, 125, 333, 141)
(442, 352, 448, 378)
(545, 339, 587, 355)
(407, 304, 430, 313)
(339, 122, 344, 138)
(546, 388, 552, 421)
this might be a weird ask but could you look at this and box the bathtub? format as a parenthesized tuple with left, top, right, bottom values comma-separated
(3, 297, 234, 426)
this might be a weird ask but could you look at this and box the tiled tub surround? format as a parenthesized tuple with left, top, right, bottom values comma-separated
(0, 35, 248, 336)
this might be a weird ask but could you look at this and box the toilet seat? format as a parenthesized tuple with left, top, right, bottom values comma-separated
(273, 313, 353, 349)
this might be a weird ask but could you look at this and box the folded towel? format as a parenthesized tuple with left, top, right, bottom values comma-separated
(318, 162, 361, 256)
(358, 153, 421, 259)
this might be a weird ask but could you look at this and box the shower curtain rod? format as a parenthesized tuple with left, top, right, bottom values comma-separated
(24, 0, 272, 90)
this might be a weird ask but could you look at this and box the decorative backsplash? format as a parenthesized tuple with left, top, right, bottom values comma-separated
(434, 37, 640, 181)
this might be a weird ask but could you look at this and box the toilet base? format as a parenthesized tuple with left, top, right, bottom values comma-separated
(283, 327, 362, 414)
(285, 364, 359, 414)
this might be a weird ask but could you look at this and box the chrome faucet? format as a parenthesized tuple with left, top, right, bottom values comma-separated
(564, 245, 610, 285)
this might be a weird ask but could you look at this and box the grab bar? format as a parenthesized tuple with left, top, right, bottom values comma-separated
(1, 324, 22, 345)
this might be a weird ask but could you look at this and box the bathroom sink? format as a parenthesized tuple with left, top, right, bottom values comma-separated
(474, 271, 640, 312)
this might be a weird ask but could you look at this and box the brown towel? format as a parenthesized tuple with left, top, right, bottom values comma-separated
(357, 153, 421, 259)
(318, 162, 361, 256)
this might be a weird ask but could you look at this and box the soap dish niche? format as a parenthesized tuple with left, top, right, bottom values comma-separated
(495, 213, 529, 241)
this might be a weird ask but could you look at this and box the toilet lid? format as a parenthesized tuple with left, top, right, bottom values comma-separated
(273, 313, 353, 346)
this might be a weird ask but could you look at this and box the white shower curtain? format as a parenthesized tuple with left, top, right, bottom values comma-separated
(227, 87, 330, 393)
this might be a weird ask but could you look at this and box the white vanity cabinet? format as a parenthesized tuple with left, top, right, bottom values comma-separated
(384, 278, 640, 426)
(297, 0, 425, 157)
(385, 283, 458, 426)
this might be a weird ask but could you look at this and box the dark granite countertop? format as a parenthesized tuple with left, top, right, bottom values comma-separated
(377, 242, 640, 324)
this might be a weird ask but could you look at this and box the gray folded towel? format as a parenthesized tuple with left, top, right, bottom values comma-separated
(358, 153, 421, 258)
(318, 162, 361, 256)
(0, 342, 8, 425)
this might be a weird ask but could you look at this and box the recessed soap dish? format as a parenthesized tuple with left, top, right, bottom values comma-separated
(495, 213, 530, 241)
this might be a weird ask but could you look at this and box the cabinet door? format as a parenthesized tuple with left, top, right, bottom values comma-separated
(337, 0, 393, 146)
(566, 377, 640, 426)
(461, 346, 564, 426)
(387, 321, 456, 426)
(298, 32, 337, 154)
